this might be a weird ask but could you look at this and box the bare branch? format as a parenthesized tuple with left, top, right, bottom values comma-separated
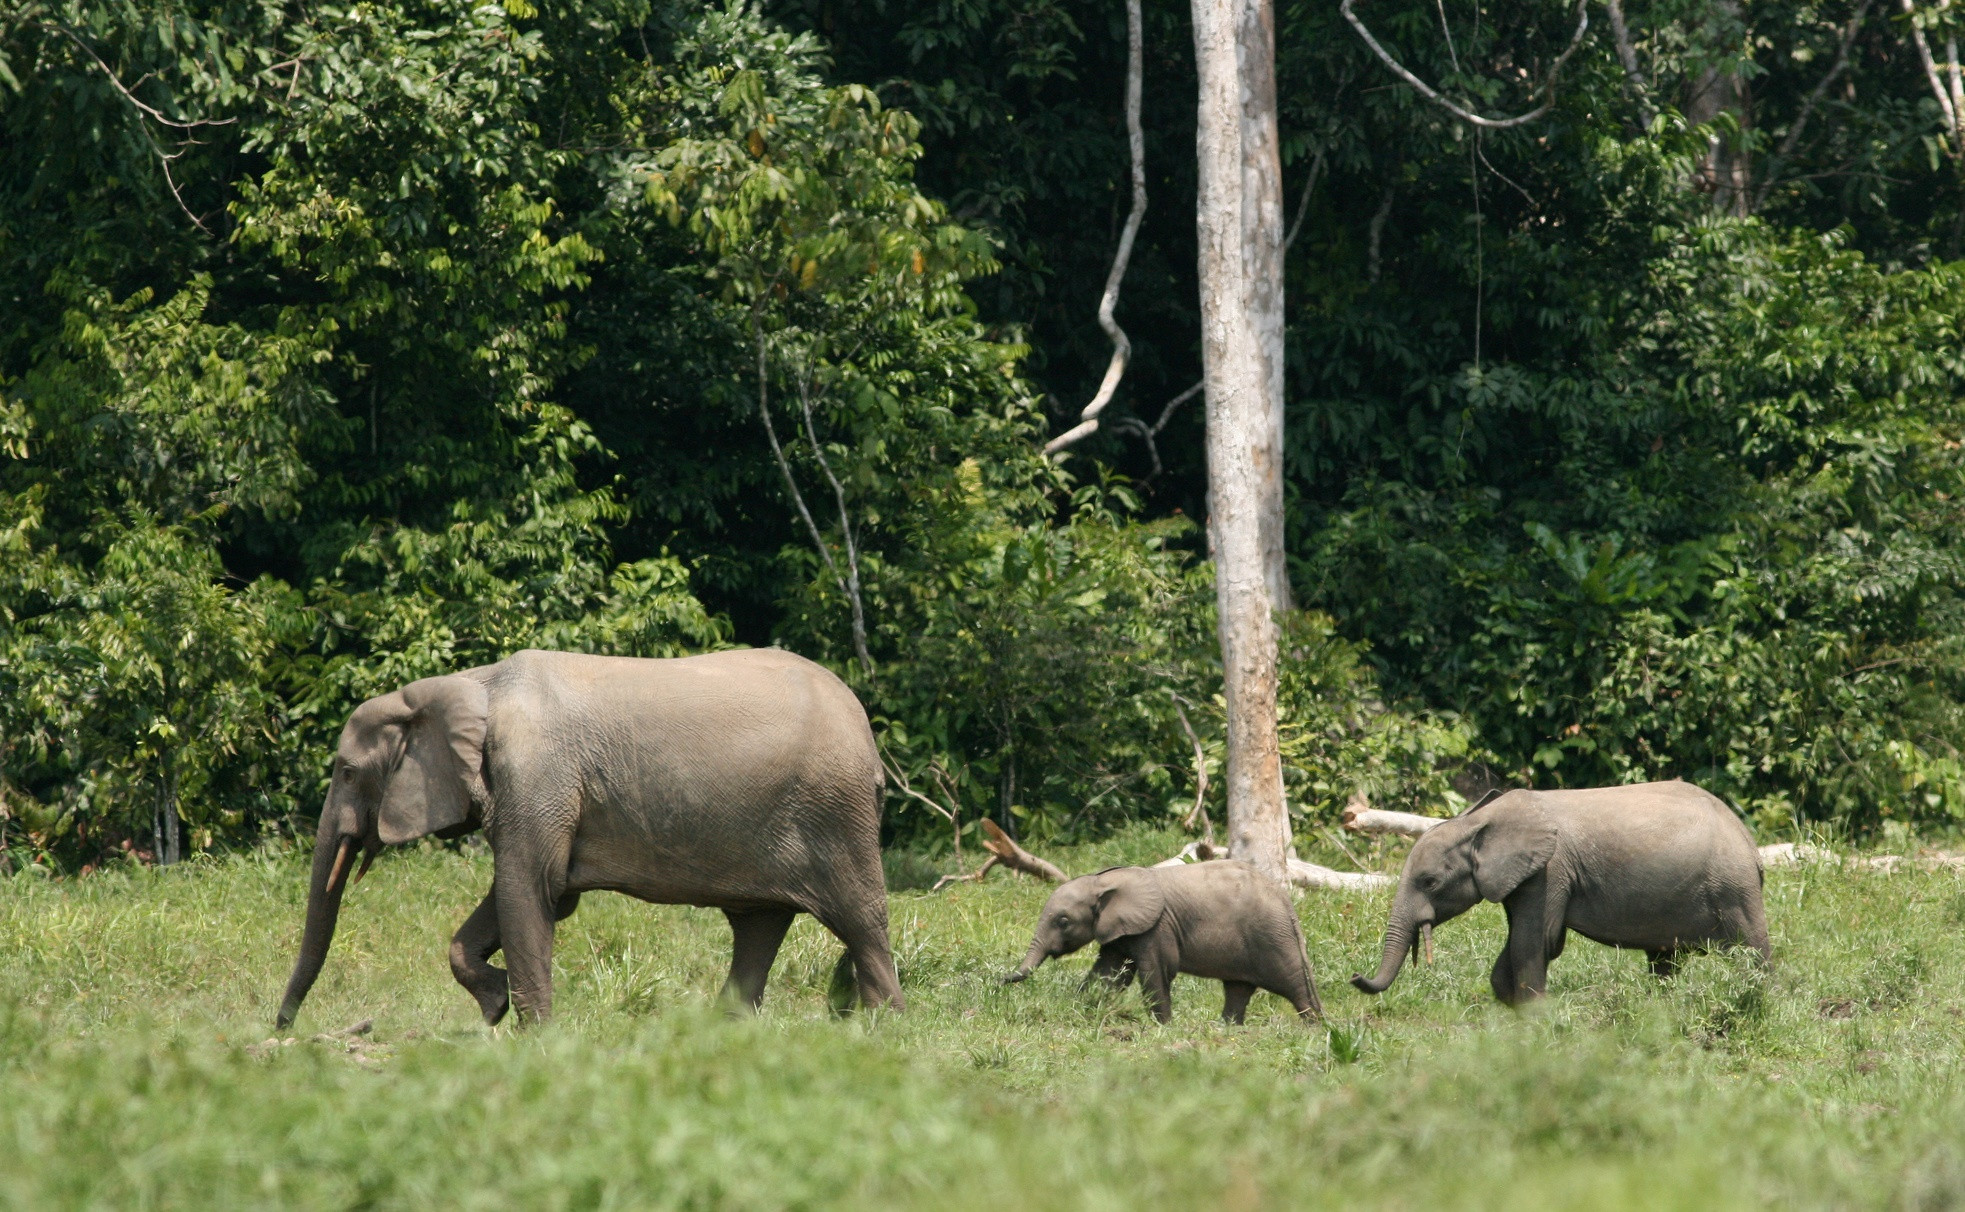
(1366, 185, 1394, 283)
(1168, 693, 1214, 840)
(1046, 0, 1147, 456)
(1340, 0, 1589, 130)
(1603, 0, 1657, 128)
(752, 310, 872, 679)
(794, 361, 874, 678)
(1284, 149, 1326, 252)
(1901, 0, 1963, 150)
(1318, 822, 1374, 874)
(1113, 377, 1204, 477)
(881, 751, 966, 876)
(1754, 0, 1875, 210)
(49, 24, 237, 131)
(45, 23, 228, 233)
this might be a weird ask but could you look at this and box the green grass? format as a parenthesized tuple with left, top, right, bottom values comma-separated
(2, 827, 1963, 1209)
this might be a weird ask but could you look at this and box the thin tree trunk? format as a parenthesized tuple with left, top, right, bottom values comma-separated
(1685, 0, 1751, 214)
(154, 751, 182, 866)
(1192, 0, 1292, 881)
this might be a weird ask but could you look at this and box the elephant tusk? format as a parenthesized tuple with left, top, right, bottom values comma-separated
(351, 839, 382, 885)
(1422, 922, 1434, 966)
(322, 836, 357, 895)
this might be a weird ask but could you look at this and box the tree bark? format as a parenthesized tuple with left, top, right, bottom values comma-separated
(1192, 0, 1292, 881)
(1685, 0, 1751, 215)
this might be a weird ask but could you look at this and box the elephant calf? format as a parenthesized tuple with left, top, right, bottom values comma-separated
(1004, 861, 1323, 1025)
(1351, 779, 1771, 1005)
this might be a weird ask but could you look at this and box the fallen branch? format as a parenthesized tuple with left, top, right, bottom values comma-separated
(931, 854, 999, 892)
(1756, 843, 1965, 872)
(1149, 837, 1394, 891)
(1152, 840, 1229, 868)
(1340, 795, 1445, 838)
(978, 818, 1068, 883)
(1288, 858, 1394, 892)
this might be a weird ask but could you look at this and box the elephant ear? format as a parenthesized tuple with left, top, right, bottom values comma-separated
(1470, 802, 1559, 902)
(1092, 868, 1167, 943)
(376, 675, 490, 845)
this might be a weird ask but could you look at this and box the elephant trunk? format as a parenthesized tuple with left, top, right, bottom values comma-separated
(1351, 899, 1422, 995)
(275, 820, 356, 1029)
(1002, 937, 1050, 984)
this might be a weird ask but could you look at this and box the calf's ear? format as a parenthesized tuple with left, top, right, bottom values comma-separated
(1470, 805, 1558, 902)
(1093, 868, 1167, 943)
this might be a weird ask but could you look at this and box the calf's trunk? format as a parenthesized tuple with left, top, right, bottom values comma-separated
(1002, 938, 1050, 984)
(1351, 902, 1419, 995)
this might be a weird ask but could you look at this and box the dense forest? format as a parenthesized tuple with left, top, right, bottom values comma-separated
(4, 0, 1965, 869)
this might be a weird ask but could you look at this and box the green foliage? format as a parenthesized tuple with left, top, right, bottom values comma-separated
(14, 0, 1965, 862)
(868, 481, 1218, 844)
(1276, 611, 1480, 823)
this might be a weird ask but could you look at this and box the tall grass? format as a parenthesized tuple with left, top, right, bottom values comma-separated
(2, 828, 1962, 1209)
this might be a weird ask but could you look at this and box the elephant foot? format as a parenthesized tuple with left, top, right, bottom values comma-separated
(462, 965, 510, 1025)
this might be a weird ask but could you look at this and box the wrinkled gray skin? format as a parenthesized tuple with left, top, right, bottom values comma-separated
(1351, 780, 1770, 1005)
(1004, 861, 1323, 1025)
(276, 648, 902, 1029)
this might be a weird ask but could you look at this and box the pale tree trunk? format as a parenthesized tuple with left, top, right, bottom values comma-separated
(1192, 0, 1292, 882)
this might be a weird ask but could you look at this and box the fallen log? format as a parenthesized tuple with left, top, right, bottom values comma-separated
(1756, 843, 1965, 872)
(1339, 792, 1444, 839)
(1287, 858, 1394, 892)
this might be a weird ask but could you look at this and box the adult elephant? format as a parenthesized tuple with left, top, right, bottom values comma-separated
(275, 648, 902, 1029)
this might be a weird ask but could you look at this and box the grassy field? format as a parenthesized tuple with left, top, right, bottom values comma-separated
(1, 827, 1962, 1209)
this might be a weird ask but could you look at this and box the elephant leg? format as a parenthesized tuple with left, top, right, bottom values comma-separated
(1082, 945, 1136, 993)
(555, 891, 583, 922)
(493, 851, 567, 1025)
(1135, 960, 1175, 1024)
(1647, 948, 1681, 979)
(1489, 947, 1519, 1004)
(720, 907, 796, 1012)
(449, 889, 509, 1026)
(1499, 877, 1555, 1004)
(815, 902, 904, 1012)
(1722, 900, 1773, 965)
(1260, 963, 1323, 1023)
(1220, 980, 1255, 1025)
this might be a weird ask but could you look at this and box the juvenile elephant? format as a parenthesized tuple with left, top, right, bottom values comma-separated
(1351, 779, 1770, 1005)
(1004, 861, 1323, 1025)
(275, 648, 902, 1029)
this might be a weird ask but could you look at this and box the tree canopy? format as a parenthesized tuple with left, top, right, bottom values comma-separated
(4, 0, 1965, 870)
